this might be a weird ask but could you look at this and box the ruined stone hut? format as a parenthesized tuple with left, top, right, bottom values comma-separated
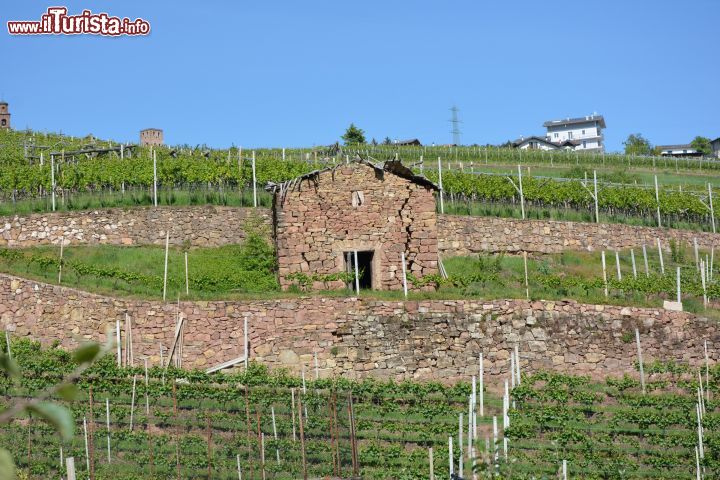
(266, 158, 439, 291)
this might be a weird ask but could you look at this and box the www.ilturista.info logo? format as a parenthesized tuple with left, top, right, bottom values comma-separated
(7, 7, 150, 36)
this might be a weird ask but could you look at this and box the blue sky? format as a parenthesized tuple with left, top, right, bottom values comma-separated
(2, 0, 718, 151)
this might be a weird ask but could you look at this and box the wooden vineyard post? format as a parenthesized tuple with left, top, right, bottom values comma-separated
(636, 328, 646, 394)
(298, 395, 308, 480)
(173, 382, 180, 480)
(349, 393, 359, 476)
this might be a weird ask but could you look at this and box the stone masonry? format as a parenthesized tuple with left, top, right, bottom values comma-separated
(2, 206, 717, 256)
(0, 206, 268, 248)
(270, 160, 439, 290)
(1, 273, 717, 383)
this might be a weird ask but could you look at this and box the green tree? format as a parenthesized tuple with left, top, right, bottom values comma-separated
(341, 123, 366, 145)
(382, 136, 392, 145)
(623, 133, 652, 155)
(690, 136, 712, 155)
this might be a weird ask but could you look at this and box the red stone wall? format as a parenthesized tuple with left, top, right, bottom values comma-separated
(274, 163, 438, 290)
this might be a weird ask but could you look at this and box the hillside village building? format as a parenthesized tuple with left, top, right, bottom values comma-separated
(514, 114, 606, 152)
(657, 144, 702, 157)
(712, 137, 720, 158)
(267, 158, 439, 291)
(0, 101, 10, 130)
(140, 128, 163, 146)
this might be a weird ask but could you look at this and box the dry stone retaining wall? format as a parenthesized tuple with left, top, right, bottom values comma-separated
(437, 215, 720, 255)
(0, 206, 270, 248)
(1, 274, 716, 382)
(1, 206, 717, 257)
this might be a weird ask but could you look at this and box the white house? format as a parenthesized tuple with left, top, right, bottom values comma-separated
(656, 144, 701, 157)
(543, 114, 606, 153)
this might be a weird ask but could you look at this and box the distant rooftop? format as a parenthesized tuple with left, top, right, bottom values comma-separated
(543, 115, 606, 129)
(656, 144, 694, 150)
(140, 127, 162, 132)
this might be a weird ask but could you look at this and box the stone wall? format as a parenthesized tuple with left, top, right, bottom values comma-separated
(0, 206, 270, 248)
(273, 162, 438, 290)
(437, 215, 720, 256)
(2, 206, 717, 258)
(1, 274, 716, 382)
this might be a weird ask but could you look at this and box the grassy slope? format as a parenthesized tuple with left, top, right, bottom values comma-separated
(0, 244, 717, 318)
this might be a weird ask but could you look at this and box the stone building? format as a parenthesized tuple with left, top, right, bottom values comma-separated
(267, 158, 439, 291)
(0, 101, 10, 130)
(140, 128, 163, 146)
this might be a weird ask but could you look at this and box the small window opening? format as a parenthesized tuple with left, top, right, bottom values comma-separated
(345, 251, 373, 289)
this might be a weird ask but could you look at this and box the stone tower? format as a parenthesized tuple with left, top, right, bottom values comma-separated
(140, 128, 163, 146)
(0, 101, 10, 130)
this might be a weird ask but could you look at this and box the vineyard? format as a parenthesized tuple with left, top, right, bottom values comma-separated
(0, 241, 717, 317)
(0, 130, 717, 231)
(1, 338, 718, 479)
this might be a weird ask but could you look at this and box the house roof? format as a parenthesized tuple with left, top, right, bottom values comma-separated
(512, 136, 561, 148)
(265, 157, 440, 196)
(710, 137, 720, 145)
(140, 128, 162, 132)
(656, 144, 695, 150)
(396, 138, 422, 146)
(543, 115, 606, 129)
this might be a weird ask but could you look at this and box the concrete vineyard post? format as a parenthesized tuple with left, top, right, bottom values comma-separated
(479, 353, 484, 417)
(83, 417, 90, 472)
(244, 316, 248, 368)
(448, 436, 454, 477)
(657, 239, 664, 274)
(106, 398, 111, 463)
(353, 250, 360, 295)
(129, 375, 137, 431)
(438, 157, 444, 214)
(615, 250, 622, 280)
(184, 252, 189, 295)
(705, 340, 710, 402)
(58, 237, 64, 284)
(631, 249, 637, 278)
(515, 344, 521, 384)
(401, 251, 408, 299)
(236, 454, 242, 480)
(252, 151, 257, 208)
(654, 175, 661, 227)
(153, 150, 158, 207)
(523, 251, 529, 299)
(642, 244, 649, 277)
(458, 413, 464, 478)
(518, 164, 525, 220)
(593, 170, 599, 223)
(66, 457, 76, 480)
(163, 231, 170, 301)
(709, 183, 716, 233)
(695, 238, 700, 272)
(115, 320, 121, 367)
(677, 266, 682, 304)
(601, 251, 608, 297)
(428, 447, 434, 480)
(636, 329, 646, 394)
(51, 154, 56, 211)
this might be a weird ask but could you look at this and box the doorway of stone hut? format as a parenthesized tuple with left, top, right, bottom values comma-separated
(345, 251, 374, 289)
